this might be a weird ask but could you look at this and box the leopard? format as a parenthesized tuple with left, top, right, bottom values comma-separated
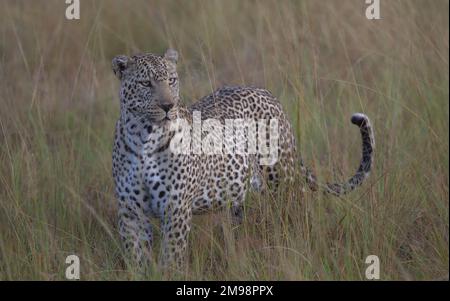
(111, 48, 375, 270)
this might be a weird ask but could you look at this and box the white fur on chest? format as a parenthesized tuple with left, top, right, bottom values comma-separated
(142, 151, 173, 217)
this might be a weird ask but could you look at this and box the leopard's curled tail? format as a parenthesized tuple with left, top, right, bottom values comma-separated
(300, 113, 375, 196)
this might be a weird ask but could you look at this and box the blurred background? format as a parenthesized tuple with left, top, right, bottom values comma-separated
(0, 0, 448, 280)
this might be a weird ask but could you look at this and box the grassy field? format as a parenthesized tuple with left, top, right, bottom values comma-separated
(0, 0, 448, 280)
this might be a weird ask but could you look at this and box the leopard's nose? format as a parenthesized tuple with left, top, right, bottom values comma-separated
(160, 103, 174, 113)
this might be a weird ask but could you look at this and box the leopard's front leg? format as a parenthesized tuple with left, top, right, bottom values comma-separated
(159, 196, 192, 270)
(117, 195, 153, 269)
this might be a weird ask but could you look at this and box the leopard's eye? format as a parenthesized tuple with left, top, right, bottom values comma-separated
(139, 80, 152, 88)
(168, 77, 177, 86)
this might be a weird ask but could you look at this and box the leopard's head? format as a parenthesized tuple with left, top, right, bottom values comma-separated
(112, 49, 180, 123)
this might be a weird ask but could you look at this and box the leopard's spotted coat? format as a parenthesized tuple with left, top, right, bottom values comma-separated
(111, 49, 375, 269)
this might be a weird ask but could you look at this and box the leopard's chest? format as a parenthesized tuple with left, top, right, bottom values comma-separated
(141, 152, 176, 217)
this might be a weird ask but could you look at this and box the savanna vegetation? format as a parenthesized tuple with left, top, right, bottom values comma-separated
(0, 0, 448, 280)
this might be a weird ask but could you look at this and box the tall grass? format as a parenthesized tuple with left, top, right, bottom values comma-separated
(0, 0, 448, 280)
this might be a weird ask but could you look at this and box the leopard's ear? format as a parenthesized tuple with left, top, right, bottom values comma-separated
(112, 55, 132, 79)
(164, 48, 178, 65)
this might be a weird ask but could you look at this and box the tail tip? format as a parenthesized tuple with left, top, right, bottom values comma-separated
(351, 113, 368, 126)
